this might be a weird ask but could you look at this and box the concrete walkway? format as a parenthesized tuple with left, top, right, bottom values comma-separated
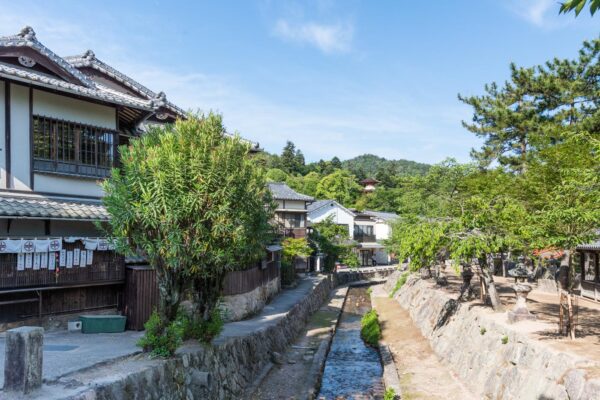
(215, 276, 322, 343)
(0, 329, 143, 387)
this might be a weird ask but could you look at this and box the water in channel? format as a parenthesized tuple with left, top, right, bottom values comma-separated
(318, 286, 383, 399)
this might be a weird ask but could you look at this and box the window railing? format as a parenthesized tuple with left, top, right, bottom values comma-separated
(355, 233, 377, 243)
(32, 115, 117, 179)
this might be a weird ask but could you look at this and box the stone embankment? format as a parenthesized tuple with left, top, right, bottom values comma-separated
(386, 271, 600, 400)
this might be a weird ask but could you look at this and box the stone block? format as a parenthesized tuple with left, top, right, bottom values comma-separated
(3, 326, 44, 394)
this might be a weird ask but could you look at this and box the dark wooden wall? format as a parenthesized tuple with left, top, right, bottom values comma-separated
(0, 284, 121, 323)
(222, 262, 280, 296)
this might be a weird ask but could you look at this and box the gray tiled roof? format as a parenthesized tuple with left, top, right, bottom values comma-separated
(0, 27, 172, 112)
(577, 239, 600, 251)
(307, 199, 356, 216)
(267, 182, 314, 201)
(65, 50, 186, 117)
(362, 210, 399, 222)
(0, 196, 109, 221)
(307, 199, 332, 212)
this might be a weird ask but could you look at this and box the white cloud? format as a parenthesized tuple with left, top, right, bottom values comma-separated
(273, 19, 353, 53)
(507, 0, 571, 28)
(0, 7, 474, 164)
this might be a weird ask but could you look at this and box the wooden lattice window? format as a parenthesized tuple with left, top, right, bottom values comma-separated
(32, 115, 117, 178)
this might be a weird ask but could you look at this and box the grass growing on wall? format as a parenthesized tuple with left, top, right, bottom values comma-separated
(389, 272, 409, 298)
(384, 388, 396, 400)
(361, 309, 381, 347)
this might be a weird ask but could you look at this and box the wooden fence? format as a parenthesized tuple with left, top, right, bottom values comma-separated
(222, 261, 280, 296)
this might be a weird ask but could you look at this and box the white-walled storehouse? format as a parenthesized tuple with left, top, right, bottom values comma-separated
(0, 26, 187, 324)
(307, 199, 355, 239)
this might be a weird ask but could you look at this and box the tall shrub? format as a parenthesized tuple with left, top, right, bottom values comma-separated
(103, 113, 274, 326)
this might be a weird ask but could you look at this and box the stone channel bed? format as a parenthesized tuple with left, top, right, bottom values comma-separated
(386, 270, 600, 400)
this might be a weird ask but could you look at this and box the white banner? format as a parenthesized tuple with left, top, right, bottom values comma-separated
(48, 253, 56, 271)
(66, 251, 73, 268)
(73, 248, 80, 266)
(25, 253, 33, 269)
(87, 250, 93, 265)
(0, 239, 22, 253)
(22, 240, 35, 253)
(79, 250, 87, 267)
(33, 253, 41, 270)
(40, 252, 48, 269)
(17, 253, 25, 271)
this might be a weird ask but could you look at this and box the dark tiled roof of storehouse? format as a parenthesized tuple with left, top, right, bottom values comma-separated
(267, 182, 314, 201)
(0, 196, 109, 221)
(577, 239, 600, 251)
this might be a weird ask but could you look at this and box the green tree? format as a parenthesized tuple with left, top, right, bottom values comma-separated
(266, 168, 288, 182)
(282, 237, 312, 265)
(310, 216, 352, 271)
(102, 114, 274, 326)
(330, 156, 343, 170)
(281, 141, 297, 174)
(316, 169, 362, 207)
(560, 0, 600, 15)
(459, 65, 543, 173)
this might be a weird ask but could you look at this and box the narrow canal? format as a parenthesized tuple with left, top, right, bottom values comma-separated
(318, 286, 384, 399)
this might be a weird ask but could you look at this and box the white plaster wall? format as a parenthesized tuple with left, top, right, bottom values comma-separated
(281, 200, 306, 210)
(10, 84, 30, 191)
(0, 81, 5, 188)
(34, 174, 104, 197)
(375, 222, 391, 241)
(308, 202, 354, 238)
(33, 90, 116, 129)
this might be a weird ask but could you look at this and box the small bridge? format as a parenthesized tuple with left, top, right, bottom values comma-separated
(335, 265, 398, 286)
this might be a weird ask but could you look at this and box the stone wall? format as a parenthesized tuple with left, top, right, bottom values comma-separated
(220, 277, 280, 322)
(63, 276, 334, 400)
(389, 274, 600, 400)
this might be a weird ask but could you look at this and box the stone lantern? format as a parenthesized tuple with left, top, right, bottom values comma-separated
(508, 283, 536, 323)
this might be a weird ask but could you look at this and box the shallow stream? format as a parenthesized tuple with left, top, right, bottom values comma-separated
(318, 286, 383, 399)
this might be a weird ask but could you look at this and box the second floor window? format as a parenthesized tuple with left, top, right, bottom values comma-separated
(354, 225, 374, 236)
(32, 115, 117, 178)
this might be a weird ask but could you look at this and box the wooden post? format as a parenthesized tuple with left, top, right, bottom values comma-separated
(567, 292, 575, 340)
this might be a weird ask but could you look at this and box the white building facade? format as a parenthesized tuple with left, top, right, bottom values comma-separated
(307, 199, 398, 267)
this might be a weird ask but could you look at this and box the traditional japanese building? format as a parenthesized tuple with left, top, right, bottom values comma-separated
(359, 178, 380, 193)
(0, 26, 187, 326)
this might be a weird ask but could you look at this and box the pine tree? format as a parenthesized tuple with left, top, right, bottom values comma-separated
(280, 141, 297, 174)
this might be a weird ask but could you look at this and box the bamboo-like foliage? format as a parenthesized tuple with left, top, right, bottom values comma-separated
(102, 113, 274, 323)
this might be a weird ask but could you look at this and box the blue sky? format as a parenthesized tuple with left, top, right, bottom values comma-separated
(1, 0, 598, 164)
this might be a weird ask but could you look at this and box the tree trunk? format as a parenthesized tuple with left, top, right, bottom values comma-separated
(567, 250, 576, 339)
(155, 263, 185, 325)
(480, 256, 504, 312)
(193, 272, 225, 321)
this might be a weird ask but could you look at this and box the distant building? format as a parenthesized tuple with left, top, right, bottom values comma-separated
(307, 198, 398, 267)
(267, 182, 314, 239)
(307, 199, 355, 239)
(360, 178, 380, 193)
